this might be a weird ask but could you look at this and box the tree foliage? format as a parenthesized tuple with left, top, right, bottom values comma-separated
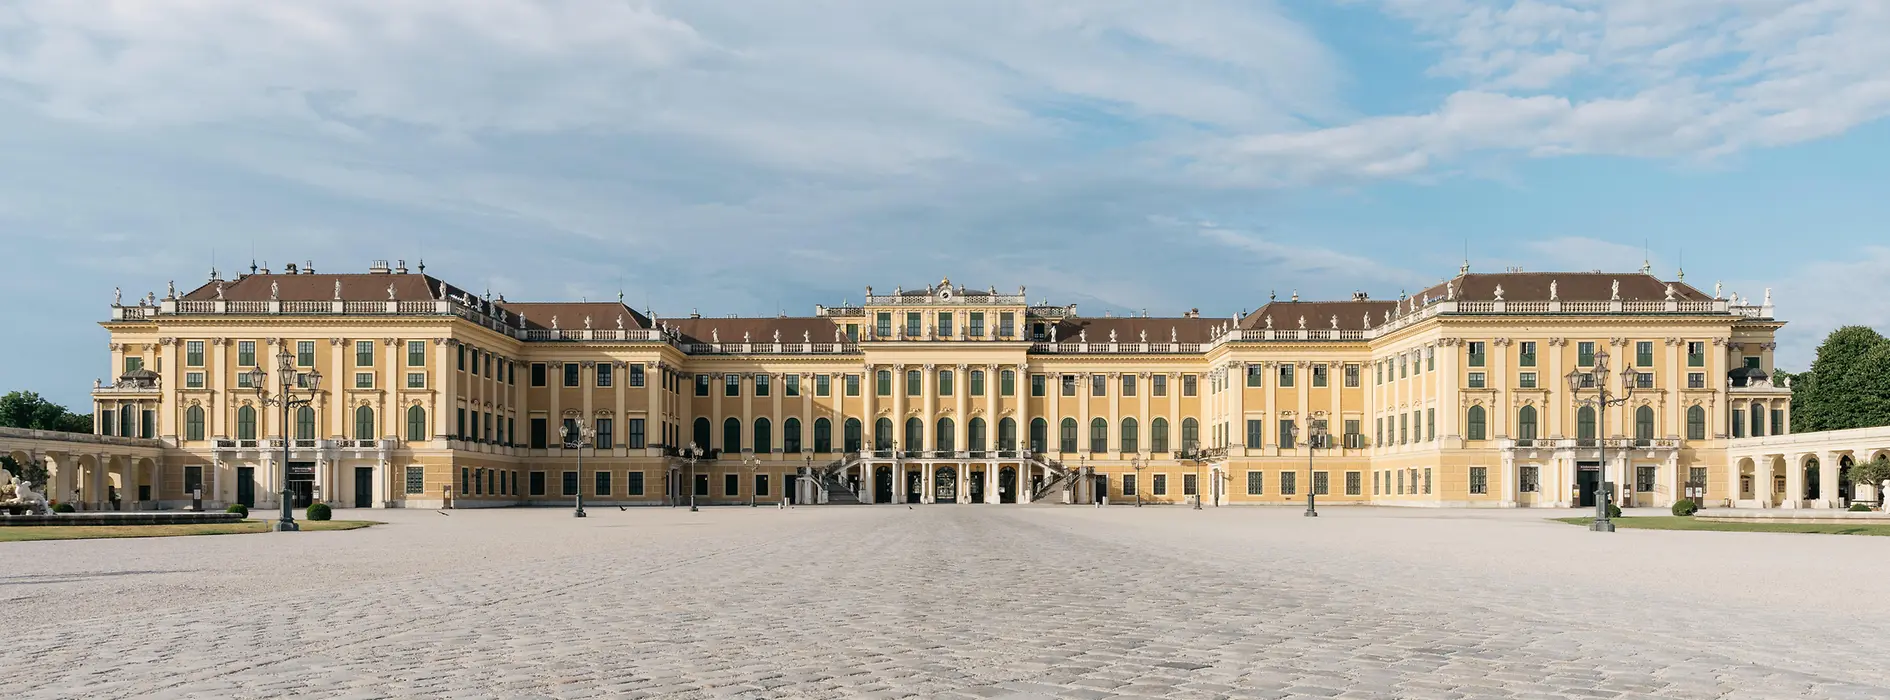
(0, 391, 92, 434)
(0, 454, 50, 486)
(1849, 456, 1890, 502)
(1790, 326, 1890, 432)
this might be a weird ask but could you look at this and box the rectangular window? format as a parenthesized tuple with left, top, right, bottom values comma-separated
(596, 363, 613, 388)
(1122, 473, 1137, 496)
(1688, 372, 1706, 389)
(406, 372, 425, 388)
(1744, 356, 1761, 370)
(1121, 374, 1136, 397)
(1312, 365, 1328, 388)
(1375, 417, 1383, 447)
(1343, 365, 1359, 388)
(1031, 374, 1045, 397)
(595, 471, 612, 497)
(1061, 375, 1077, 397)
(1687, 341, 1706, 367)
(395, 466, 421, 495)
(845, 374, 860, 397)
(1519, 372, 1537, 389)
(937, 312, 953, 337)
(1578, 341, 1596, 366)
(999, 312, 1015, 337)
(846, 324, 859, 342)
(1091, 374, 1106, 396)
(1771, 408, 1784, 436)
(1312, 471, 1329, 496)
(1246, 365, 1264, 387)
(1427, 347, 1435, 371)
(815, 374, 831, 397)
(1397, 470, 1405, 494)
(1152, 375, 1168, 396)
(1399, 414, 1408, 445)
(1426, 409, 1435, 441)
(1345, 471, 1361, 496)
(876, 370, 892, 396)
(354, 372, 373, 389)
(1468, 372, 1486, 388)
(237, 340, 256, 366)
(905, 312, 921, 337)
(1470, 467, 1488, 495)
(1152, 474, 1168, 496)
(1636, 466, 1656, 493)
(1183, 473, 1199, 496)
(457, 346, 465, 371)
(1281, 471, 1297, 496)
(561, 471, 579, 496)
(1277, 364, 1294, 387)
(355, 340, 374, 367)
(755, 374, 771, 397)
(1732, 409, 1746, 438)
(1343, 419, 1361, 449)
(594, 418, 613, 449)
(1183, 375, 1198, 396)
(624, 364, 643, 388)
(907, 370, 922, 396)
(968, 312, 985, 337)
(876, 312, 892, 338)
(1468, 341, 1486, 367)
(562, 363, 579, 388)
(725, 374, 741, 397)
(1246, 420, 1264, 447)
(784, 374, 800, 397)
(970, 370, 985, 396)
(625, 419, 644, 449)
(1519, 341, 1537, 367)
(625, 471, 645, 496)
(724, 473, 739, 496)
(1519, 466, 1539, 492)
(1246, 471, 1264, 495)
(755, 473, 771, 497)
(295, 340, 314, 367)
(938, 370, 953, 396)
(1278, 419, 1294, 448)
(1000, 370, 1018, 396)
(407, 340, 426, 367)
(694, 374, 710, 396)
(532, 363, 548, 387)
(1423, 468, 1432, 495)
(1637, 341, 1655, 367)
(1635, 372, 1654, 389)
(185, 340, 204, 367)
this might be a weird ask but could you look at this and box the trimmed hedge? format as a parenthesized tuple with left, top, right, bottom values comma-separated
(1671, 499, 1698, 516)
(52, 502, 76, 513)
(307, 502, 332, 521)
(226, 504, 249, 517)
(1606, 503, 1623, 519)
(1851, 503, 1874, 512)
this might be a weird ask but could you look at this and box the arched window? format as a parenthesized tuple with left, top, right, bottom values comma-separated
(236, 405, 257, 441)
(185, 405, 205, 441)
(1466, 405, 1486, 441)
(1181, 417, 1200, 453)
(1029, 417, 1047, 453)
(407, 405, 427, 441)
(1150, 417, 1169, 453)
(1059, 417, 1078, 453)
(843, 417, 861, 452)
(1635, 405, 1655, 444)
(998, 417, 1017, 451)
(753, 417, 772, 453)
(1686, 405, 1706, 441)
(874, 417, 893, 450)
(1089, 417, 1108, 453)
(296, 405, 316, 440)
(692, 417, 711, 449)
(904, 417, 923, 451)
(121, 408, 137, 438)
(813, 417, 832, 453)
(783, 417, 802, 453)
(1120, 417, 1139, 453)
(1750, 403, 1766, 437)
(936, 417, 954, 453)
(354, 405, 375, 439)
(1577, 405, 1597, 443)
(722, 417, 742, 454)
(1517, 405, 1538, 442)
(968, 417, 987, 453)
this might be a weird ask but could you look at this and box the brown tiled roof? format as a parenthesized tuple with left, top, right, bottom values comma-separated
(1240, 300, 1399, 331)
(499, 302, 650, 331)
(664, 317, 841, 345)
(182, 273, 471, 304)
(1416, 272, 1709, 303)
(1050, 317, 1221, 344)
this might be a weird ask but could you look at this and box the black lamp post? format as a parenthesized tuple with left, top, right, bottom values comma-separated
(743, 450, 761, 507)
(681, 441, 702, 512)
(1565, 348, 1639, 533)
(245, 349, 321, 533)
(1131, 455, 1144, 507)
(1303, 418, 1328, 517)
(560, 421, 594, 518)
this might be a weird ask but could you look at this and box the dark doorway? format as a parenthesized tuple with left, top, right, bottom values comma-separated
(1840, 456, 1855, 503)
(354, 467, 374, 508)
(236, 467, 256, 508)
(1094, 475, 1108, 504)
(998, 467, 1016, 503)
(288, 462, 315, 508)
(1575, 463, 1600, 508)
(138, 485, 151, 502)
(968, 470, 985, 503)
(530, 471, 547, 497)
(874, 466, 894, 504)
(784, 474, 799, 505)
(936, 466, 958, 503)
(694, 474, 710, 498)
(906, 470, 922, 503)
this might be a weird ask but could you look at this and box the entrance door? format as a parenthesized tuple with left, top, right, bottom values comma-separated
(968, 470, 985, 503)
(1575, 466, 1600, 508)
(936, 466, 958, 503)
(354, 467, 374, 508)
(906, 470, 922, 503)
(875, 466, 894, 503)
(1094, 475, 1108, 504)
(998, 467, 1016, 503)
(784, 474, 799, 504)
(236, 467, 256, 508)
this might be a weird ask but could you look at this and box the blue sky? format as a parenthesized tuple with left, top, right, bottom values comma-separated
(4, 0, 1889, 411)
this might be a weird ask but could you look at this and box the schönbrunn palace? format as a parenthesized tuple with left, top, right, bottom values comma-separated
(66, 259, 1799, 512)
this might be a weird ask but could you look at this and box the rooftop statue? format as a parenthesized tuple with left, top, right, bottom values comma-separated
(1549, 280, 1558, 301)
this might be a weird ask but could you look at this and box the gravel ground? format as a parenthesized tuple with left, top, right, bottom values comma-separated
(3, 504, 1885, 699)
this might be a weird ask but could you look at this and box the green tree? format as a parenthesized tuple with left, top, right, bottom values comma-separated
(0, 454, 49, 486)
(1849, 456, 1890, 507)
(1790, 326, 1890, 432)
(0, 391, 94, 434)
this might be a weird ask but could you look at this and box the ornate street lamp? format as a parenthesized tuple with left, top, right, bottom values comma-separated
(742, 450, 762, 507)
(560, 421, 595, 518)
(246, 349, 321, 532)
(1299, 418, 1329, 517)
(1565, 348, 1640, 533)
(681, 441, 703, 512)
(1131, 455, 1145, 507)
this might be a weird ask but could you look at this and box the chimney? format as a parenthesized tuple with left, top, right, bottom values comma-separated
(1185, 308, 1199, 319)
(394, 259, 408, 274)
(1351, 291, 1369, 301)
(284, 262, 298, 274)
(368, 259, 392, 274)
(304, 260, 315, 274)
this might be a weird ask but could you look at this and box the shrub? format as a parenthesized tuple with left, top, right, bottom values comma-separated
(1671, 499, 1698, 517)
(307, 502, 332, 521)
(226, 503, 249, 517)
(1850, 503, 1873, 512)
(52, 502, 76, 513)
(1606, 503, 1622, 519)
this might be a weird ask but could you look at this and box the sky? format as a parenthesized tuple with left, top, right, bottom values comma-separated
(4, 0, 1890, 411)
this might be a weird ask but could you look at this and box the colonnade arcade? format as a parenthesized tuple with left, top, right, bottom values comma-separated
(1725, 425, 1890, 509)
(0, 427, 168, 510)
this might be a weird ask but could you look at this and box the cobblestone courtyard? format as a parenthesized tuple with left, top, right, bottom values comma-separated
(5, 505, 1887, 699)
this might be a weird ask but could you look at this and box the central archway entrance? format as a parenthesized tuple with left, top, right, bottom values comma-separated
(935, 466, 958, 503)
(874, 465, 894, 503)
(998, 466, 1017, 503)
(905, 469, 922, 503)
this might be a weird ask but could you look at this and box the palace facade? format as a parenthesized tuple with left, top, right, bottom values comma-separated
(67, 259, 1805, 512)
